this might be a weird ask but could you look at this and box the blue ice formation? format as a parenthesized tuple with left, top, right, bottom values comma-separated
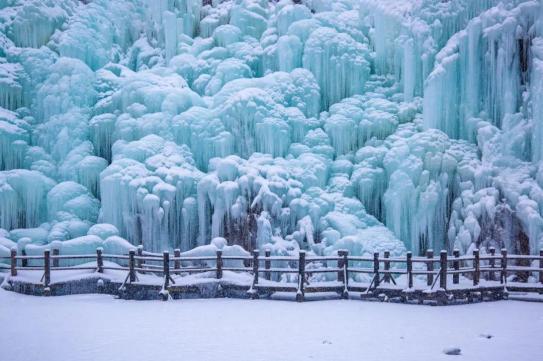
(1, 0, 543, 261)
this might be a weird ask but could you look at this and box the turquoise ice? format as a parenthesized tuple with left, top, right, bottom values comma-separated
(1, 0, 543, 261)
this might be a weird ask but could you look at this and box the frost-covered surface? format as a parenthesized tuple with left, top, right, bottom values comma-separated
(0, 289, 542, 361)
(1, 0, 543, 260)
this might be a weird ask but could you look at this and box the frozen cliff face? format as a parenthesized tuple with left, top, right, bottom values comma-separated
(0, 0, 542, 258)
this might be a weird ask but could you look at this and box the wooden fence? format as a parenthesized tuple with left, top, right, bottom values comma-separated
(1, 247, 542, 303)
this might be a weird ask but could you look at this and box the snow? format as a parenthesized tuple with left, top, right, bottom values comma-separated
(0, 289, 542, 361)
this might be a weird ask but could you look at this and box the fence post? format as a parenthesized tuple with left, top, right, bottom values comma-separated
(252, 250, 259, 286)
(52, 248, 59, 268)
(43, 249, 50, 288)
(21, 249, 27, 268)
(136, 245, 143, 269)
(539, 249, 543, 285)
(406, 251, 413, 289)
(426, 249, 434, 286)
(501, 248, 507, 284)
(489, 247, 496, 281)
(373, 252, 380, 287)
(96, 248, 104, 273)
(10, 248, 17, 276)
(129, 249, 136, 283)
(439, 250, 447, 290)
(297, 250, 306, 302)
(343, 250, 349, 290)
(338, 250, 346, 283)
(163, 251, 170, 289)
(453, 249, 460, 284)
(174, 248, 181, 271)
(264, 249, 271, 280)
(216, 250, 223, 279)
(473, 249, 480, 286)
(383, 251, 391, 283)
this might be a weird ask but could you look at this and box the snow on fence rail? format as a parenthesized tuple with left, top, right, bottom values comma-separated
(2, 247, 543, 303)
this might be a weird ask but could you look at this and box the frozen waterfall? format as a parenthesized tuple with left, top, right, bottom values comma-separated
(1, 0, 543, 261)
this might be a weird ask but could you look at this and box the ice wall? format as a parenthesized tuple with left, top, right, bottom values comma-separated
(359, 0, 504, 100)
(1, 0, 542, 259)
(420, 1, 543, 254)
(0, 108, 29, 170)
(0, 170, 55, 230)
(351, 120, 480, 254)
(49, 0, 142, 71)
(100, 135, 203, 252)
(3, 0, 78, 49)
(260, 2, 371, 110)
(0, 61, 24, 111)
(423, 1, 540, 141)
(196, 153, 405, 256)
(531, 38, 543, 162)
(302, 27, 370, 110)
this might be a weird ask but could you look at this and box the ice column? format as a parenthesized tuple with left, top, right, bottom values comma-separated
(303, 27, 370, 110)
(531, 38, 543, 162)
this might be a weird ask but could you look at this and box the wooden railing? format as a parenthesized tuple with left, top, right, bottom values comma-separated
(2, 246, 542, 302)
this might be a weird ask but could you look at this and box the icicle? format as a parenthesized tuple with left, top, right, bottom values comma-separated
(77, 156, 108, 199)
(0, 110, 29, 170)
(303, 27, 371, 110)
(423, 2, 539, 140)
(384, 170, 416, 252)
(531, 38, 543, 162)
(163, 11, 179, 62)
(0, 170, 55, 230)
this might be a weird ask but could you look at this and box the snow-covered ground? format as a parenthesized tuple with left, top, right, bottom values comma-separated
(1, 289, 541, 361)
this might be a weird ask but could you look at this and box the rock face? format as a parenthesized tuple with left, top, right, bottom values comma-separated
(1, 0, 543, 260)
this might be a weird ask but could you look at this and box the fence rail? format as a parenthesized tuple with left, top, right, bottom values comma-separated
(3, 246, 543, 303)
